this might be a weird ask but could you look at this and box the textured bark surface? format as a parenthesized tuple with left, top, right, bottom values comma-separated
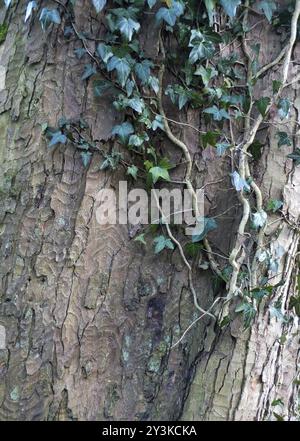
(0, 1, 299, 421)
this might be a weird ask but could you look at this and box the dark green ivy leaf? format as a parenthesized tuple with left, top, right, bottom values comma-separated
(287, 148, 300, 165)
(81, 64, 97, 80)
(134, 60, 153, 84)
(255, 97, 270, 117)
(111, 122, 134, 144)
(107, 56, 131, 87)
(272, 79, 282, 94)
(289, 295, 300, 317)
(97, 43, 113, 63)
(235, 301, 256, 328)
(277, 131, 291, 147)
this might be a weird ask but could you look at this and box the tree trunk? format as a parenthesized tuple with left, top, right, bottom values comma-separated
(0, 0, 299, 421)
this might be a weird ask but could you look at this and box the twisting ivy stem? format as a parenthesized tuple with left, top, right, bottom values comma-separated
(226, 0, 300, 306)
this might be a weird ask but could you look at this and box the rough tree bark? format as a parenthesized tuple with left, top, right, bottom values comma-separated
(0, 0, 299, 421)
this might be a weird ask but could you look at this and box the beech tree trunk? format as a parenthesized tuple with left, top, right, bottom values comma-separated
(0, 1, 299, 421)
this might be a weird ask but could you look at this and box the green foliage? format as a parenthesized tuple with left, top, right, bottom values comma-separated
(153, 235, 175, 254)
(287, 148, 300, 165)
(100, 150, 123, 170)
(252, 210, 268, 229)
(192, 217, 217, 242)
(258, 1, 277, 23)
(277, 98, 290, 119)
(266, 199, 283, 212)
(277, 131, 291, 147)
(235, 301, 256, 328)
(0, 23, 8, 44)
(203, 105, 230, 121)
(39, 8, 61, 31)
(112, 122, 134, 144)
(255, 97, 270, 117)
(148, 166, 170, 184)
(156, 1, 184, 27)
(219, 0, 241, 18)
(92, 0, 107, 14)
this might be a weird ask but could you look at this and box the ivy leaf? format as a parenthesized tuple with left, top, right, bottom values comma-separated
(235, 301, 256, 328)
(152, 115, 165, 131)
(266, 199, 283, 213)
(258, 0, 277, 23)
(192, 217, 217, 243)
(194, 65, 218, 86)
(134, 233, 147, 245)
(100, 150, 123, 170)
(219, 0, 241, 18)
(93, 79, 116, 97)
(204, 0, 216, 26)
(289, 295, 300, 317)
(272, 79, 282, 94)
(287, 148, 300, 165)
(127, 164, 138, 180)
(203, 105, 230, 121)
(278, 98, 290, 119)
(255, 97, 270, 117)
(125, 79, 135, 97)
(148, 76, 159, 94)
(81, 64, 97, 81)
(39, 8, 61, 31)
(153, 235, 174, 254)
(48, 131, 67, 148)
(147, 0, 157, 8)
(92, 0, 106, 13)
(81, 151, 92, 167)
(107, 56, 131, 87)
(156, 1, 184, 27)
(252, 210, 268, 229)
(116, 17, 140, 41)
(25, 1, 37, 22)
(216, 142, 231, 156)
(135, 60, 153, 84)
(111, 122, 134, 144)
(149, 166, 170, 184)
(277, 131, 291, 147)
(269, 305, 286, 322)
(128, 132, 149, 148)
(97, 43, 113, 63)
(231, 170, 250, 192)
(127, 97, 145, 113)
(74, 48, 87, 60)
(189, 30, 215, 63)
